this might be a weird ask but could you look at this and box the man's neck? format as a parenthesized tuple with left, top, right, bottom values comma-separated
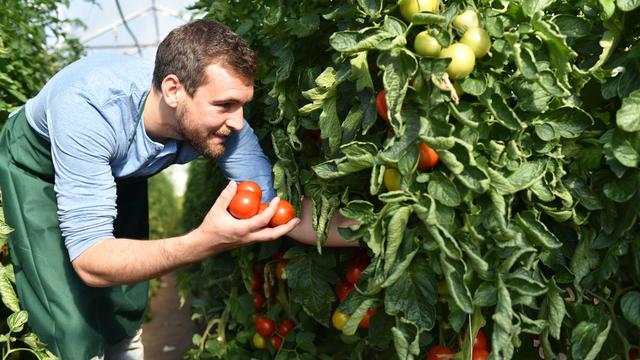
(143, 88, 179, 144)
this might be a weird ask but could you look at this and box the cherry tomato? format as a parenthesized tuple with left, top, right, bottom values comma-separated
(228, 191, 261, 219)
(630, 349, 638, 360)
(252, 333, 268, 349)
(439, 43, 476, 80)
(414, 31, 441, 57)
(358, 307, 380, 328)
(418, 143, 440, 171)
(452, 9, 480, 33)
(237, 181, 262, 197)
(270, 199, 295, 227)
(335, 282, 354, 302)
(252, 273, 262, 291)
(255, 315, 276, 337)
(376, 90, 389, 122)
(277, 319, 295, 336)
(253, 291, 265, 311)
(473, 329, 489, 351)
(258, 202, 269, 215)
(275, 260, 287, 280)
(472, 348, 489, 360)
(332, 311, 350, 331)
(271, 335, 283, 351)
(426, 345, 455, 360)
(461, 28, 491, 58)
(398, 0, 440, 22)
(345, 262, 367, 284)
(383, 168, 402, 191)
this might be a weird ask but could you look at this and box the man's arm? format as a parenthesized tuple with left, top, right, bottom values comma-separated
(286, 197, 360, 247)
(72, 181, 300, 287)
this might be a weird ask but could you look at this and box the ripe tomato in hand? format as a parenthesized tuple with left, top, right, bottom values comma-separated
(358, 307, 379, 328)
(426, 345, 455, 360)
(332, 311, 350, 331)
(472, 348, 489, 360)
(252, 333, 267, 349)
(270, 199, 295, 227)
(271, 335, 283, 351)
(255, 315, 276, 337)
(277, 319, 295, 336)
(336, 282, 354, 302)
(376, 90, 389, 122)
(237, 181, 262, 197)
(345, 262, 367, 284)
(418, 143, 439, 171)
(228, 191, 261, 219)
(258, 203, 269, 215)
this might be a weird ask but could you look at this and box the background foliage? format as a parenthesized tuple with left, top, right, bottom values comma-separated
(179, 0, 640, 359)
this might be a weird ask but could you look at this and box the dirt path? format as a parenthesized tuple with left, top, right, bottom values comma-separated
(142, 272, 198, 359)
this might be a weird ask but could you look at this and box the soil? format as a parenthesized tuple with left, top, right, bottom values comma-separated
(142, 272, 198, 359)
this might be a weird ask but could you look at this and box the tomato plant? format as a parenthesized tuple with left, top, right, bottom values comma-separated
(181, 0, 640, 359)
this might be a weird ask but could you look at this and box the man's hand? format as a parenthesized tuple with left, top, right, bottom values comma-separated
(192, 181, 301, 255)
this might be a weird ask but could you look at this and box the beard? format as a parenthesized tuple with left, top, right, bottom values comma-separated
(176, 103, 231, 160)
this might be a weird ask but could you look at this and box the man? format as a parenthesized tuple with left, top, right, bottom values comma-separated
(0, 19, 354, 359)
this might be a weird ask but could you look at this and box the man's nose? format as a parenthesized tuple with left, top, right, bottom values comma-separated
(226, 107, 244, 131)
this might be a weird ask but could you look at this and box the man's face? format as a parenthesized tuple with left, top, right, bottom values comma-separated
(175, 62, 254, 159)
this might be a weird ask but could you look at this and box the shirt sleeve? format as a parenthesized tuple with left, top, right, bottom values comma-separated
(47, 90, 120, 261)
(217, 119, 275, 202)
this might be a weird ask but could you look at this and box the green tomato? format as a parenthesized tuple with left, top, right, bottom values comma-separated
(252, 333, 268, 349)
(452, 9, 480, 33)
(332, 311, 350, 331)
(383, 168, 401, 191)
(398, 0, 439, 22)
(440, 43, 476, 80)
(460, 27, 491, 58)
(414, 31, 441, 57)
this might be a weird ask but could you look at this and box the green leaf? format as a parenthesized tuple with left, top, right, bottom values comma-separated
(522, 0, 554, 18)
(603, 171, 638, 202)
(0, 272, 20, 313)
(287, 254, 338, 326)
(570, 320, 611, 360)
(357, 0, 383, 18)
(507, 160, 547, 193)
(7, 310, 28, 333)
(536, 107, 594, 139)
(540, 277, 566, 339)
(391, 327, 410, 360)
(617, 89, 640, 132)
(384, 206, 412, 275)
(329, 27, 397, 54)
(385, 259, 437, 331)
(350, 52, 374, 92)
(410, 13, 447, 25)
(492, 275, 515, 359)
(441, 254, 473, 313)
(620, 291, 640, 327)
(617, 0, 640, 11)
(481, 93, 526, 130)
(515, 211, 563, 249)
(427, 172, 461, 207)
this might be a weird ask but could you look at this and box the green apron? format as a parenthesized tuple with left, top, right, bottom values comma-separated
(0, 106, 149, 359)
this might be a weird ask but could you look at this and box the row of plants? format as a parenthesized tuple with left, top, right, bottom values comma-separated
(178, 0, 640, 359)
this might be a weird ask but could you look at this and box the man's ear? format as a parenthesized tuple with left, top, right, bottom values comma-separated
(161, 74, 182, 108)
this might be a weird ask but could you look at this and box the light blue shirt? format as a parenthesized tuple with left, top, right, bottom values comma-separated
(24, 55, 275, 260)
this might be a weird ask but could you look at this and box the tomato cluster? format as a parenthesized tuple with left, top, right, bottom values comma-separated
(425, 329, 491, 360)
(250, 249, 297, 353)
(228, 181, 295, 226)
(332, 252, 381, 331)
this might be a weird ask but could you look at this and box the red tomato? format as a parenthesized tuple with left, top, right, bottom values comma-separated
(358, 307, 380, 328)
(335, 282, 354, 302)
(630, 349, 638, 360)
(253, 291, 264, 311)
(237, 181, 262, 197)
(252, 272, 262, 291)
(418, 143, 440, 171)
(426, 345, 455, 360)
(376, 90, 389, 122)
(473, 329, 489, 351)
(270, 199, 295, 227)
(271, 335, 283, 351)
(255, 315, 276, 337)
(228, 191, 261, 219)
(252, 333, 267, 349)
(258, 202, 269, 215)
(472, 348, 489, 360)
(345, 262, 367, 284)
(275, 260, 287, 280)
(277, 319, 295, 336)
